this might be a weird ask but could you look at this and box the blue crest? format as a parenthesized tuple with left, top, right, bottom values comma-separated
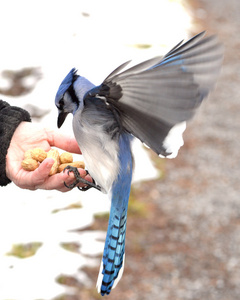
(55, 68, 78, 103)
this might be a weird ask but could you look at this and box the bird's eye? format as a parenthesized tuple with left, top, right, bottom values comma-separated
(58, 98, 64, 110)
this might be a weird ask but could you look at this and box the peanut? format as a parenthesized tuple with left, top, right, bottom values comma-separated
(22, 148, 84, 176)
(31, 148, 47, 162)
(21, 158, 39, 171)
(59, 152, 73, 164)
(24, 149, 33, 159)
(58, 161, 85, 173)
(47, 149, 60, 175)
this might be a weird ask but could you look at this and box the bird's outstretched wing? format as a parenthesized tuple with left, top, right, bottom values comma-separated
(85, 32, 223, 157)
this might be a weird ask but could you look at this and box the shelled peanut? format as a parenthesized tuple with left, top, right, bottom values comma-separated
(21, 147, 85, 175)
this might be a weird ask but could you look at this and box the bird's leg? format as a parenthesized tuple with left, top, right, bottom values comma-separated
(63, 166, 101, 192)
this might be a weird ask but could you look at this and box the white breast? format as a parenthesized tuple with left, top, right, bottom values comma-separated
(73, 110, 120, 194)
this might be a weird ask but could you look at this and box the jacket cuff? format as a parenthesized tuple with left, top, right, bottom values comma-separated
(0, 100, 31, 186)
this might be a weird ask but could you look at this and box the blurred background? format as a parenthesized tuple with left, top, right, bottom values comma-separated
(0, 0, 240, 299)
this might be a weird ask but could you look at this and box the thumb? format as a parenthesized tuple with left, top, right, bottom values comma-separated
(32, 158, 54, 182)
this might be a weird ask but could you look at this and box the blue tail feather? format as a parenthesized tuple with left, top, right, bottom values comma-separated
(97, 133, 132, 296)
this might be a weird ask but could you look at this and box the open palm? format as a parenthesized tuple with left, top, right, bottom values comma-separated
(5, 122, 91, 191)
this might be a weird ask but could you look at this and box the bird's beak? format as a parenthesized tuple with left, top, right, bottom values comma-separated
(57, 111, 69, 128)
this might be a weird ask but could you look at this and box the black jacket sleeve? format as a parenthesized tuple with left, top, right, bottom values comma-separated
(0, 100, 31, 186)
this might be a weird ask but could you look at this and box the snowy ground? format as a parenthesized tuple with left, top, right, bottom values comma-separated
(0, 1, 191, 299)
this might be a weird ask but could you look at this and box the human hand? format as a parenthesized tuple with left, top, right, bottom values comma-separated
(6, 122, 92, 192)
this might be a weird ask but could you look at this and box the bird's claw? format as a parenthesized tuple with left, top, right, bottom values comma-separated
(63, 165, 101, 192)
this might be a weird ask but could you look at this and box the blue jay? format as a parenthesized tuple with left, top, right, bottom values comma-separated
(55, 32, 223, 295)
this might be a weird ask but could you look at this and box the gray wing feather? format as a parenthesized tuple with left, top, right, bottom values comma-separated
(85, 32, 223, 156)
(116, 68, 200, 124)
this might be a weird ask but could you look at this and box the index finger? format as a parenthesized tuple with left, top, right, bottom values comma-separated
(46, 129, 81, 154)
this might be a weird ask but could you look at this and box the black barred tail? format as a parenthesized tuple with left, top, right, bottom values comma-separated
(97, 210, 127, 295)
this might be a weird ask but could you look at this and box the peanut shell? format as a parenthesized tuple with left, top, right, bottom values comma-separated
(60, 152, 73, 164)
(58, 161, 85, 173)
(21, 158, 39, 171)
(47, 149, 60, 175)
(31, 148, 47, 162)
(24, 149, 33, 159)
